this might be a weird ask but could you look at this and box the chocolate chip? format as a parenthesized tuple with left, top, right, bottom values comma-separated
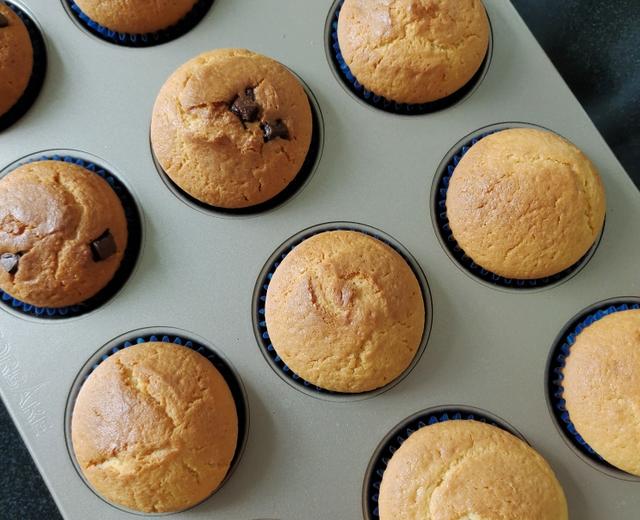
(230, 88, 260, 123)
(90, 230, 117, 262)
(0, 13, 8, 28)
(262, 120, 290, 142)
(0, 253, 20, 275)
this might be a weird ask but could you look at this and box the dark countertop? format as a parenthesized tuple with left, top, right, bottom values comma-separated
(1, 1, 639, 518)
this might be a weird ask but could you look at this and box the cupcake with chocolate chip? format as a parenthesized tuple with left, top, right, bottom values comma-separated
(73, 0, 199, 34)
(0, 2, 34, 118)
(265, 230, 425, 393)
(150, 48, 313, 209)
(0, 160, 128, 308)
(71, 341, 238, 513)
(337, 0, 490, 104)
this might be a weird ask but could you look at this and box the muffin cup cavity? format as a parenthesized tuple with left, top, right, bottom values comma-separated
(546, 297, 640, 482)
(363, 406, 524, 520)
(64, 327, 249, 515)
(325, 0, 493, 115)
(151, 80, 324, 217)
(252, 221, 433, 402)
(431, 122, 603, 292)
(0, 1, 47, 132)
(61, 0, 214, 47)
(0, 151, 142, 320)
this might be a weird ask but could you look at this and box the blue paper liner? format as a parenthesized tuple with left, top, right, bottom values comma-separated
(0, 2, 47, 131)
(65, 0, 213, 47)
(364, 408, 521, 519)
(255, 225, 427, 396)
(0, 155, 142, 319)
(548, 300, 640, 470)
(434, 131, 594, 289)
(75, 333, 247, 507)
(328, 0, 490, 115)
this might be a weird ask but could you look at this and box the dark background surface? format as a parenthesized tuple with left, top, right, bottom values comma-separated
(1, 1, 639, 518)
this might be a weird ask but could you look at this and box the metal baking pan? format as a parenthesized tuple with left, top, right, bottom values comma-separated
(1, 0, 639, 518)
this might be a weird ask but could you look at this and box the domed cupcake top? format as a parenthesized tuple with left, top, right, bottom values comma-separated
(0, 2, 33, 117)
(446, 128, 605, 280)
(71, 342, 238, 513)
(73, 0, 199, 34)
(151, 48, 313, 209)
(0, 160, 128, 308)
(337, 0, 490, 104)
(265, 230, 425, 393)
(379, 419, 568, 519)
(562, 309, 640, 476)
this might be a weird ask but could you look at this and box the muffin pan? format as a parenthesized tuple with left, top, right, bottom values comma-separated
(1, 0, 639, 518)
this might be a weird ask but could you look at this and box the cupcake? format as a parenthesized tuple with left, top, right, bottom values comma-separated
(264, 230, 425, 393)
(446, 128, 606, 280)
(0, 2, 33, 118)
(561, 309, 640, 476)
(0, 160, 127, 308)
(379, 420, 568, 519)
(150, 48, 313, 209)
(71, 342, 238, 513)
(336, 0, 490, 104)
(72, 0, 199, 34)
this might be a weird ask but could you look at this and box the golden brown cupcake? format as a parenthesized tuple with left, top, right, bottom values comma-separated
(74, 0, 198, 34)
(337, 0, 490, 104)
(151, 48, 313, 209)
(0, 160, 127, 308)
(71, 342, 238, 513)
(264, 230, 425, 393)
(0, 2, 33, 118)
(562, 309, 640, 476)
(379, 420, 568, 519)
(446, 128, 606, 279)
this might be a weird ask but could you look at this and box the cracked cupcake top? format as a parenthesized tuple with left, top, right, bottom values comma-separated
(0, 2, 34, 117)
(74, 0, 199, 34)
(0, 160, 127, 308)
(265, 230, 425, 393)
(337, 0, 490, 104)
(445, 128, 606, 280)
(150, 48, 313, 209)
(562, 309, 640, 476)
(71, 342, 238, 513)
(379, 420, 568, 520)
